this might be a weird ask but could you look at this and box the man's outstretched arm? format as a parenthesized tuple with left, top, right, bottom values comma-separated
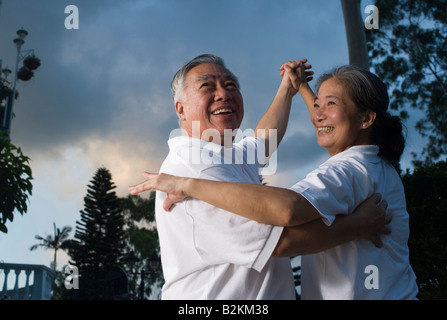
(272, 194, 391, 257)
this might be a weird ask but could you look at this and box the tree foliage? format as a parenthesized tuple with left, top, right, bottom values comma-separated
(30, 222, 72, 270)
(120, 193, 163, 299)
(403, 161, 447, 299)
(120, 193, 158, 257)
(68, 167, 126, 283)
(366, 0, 447, 163)
(0, 136, 33, 233)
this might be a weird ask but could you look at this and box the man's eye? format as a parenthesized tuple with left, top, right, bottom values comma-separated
(313, 103, 320, 108)
(328, 101, 336, 105)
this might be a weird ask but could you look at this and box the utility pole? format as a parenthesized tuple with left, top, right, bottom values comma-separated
(340, 0, 369, 70)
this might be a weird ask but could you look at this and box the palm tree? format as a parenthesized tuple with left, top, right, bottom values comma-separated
(30, 222, 72, 270)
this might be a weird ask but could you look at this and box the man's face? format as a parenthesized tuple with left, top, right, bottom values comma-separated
(176, 63, 244, 144)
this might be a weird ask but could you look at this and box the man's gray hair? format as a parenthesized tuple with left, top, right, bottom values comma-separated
(171, 54, 240, 103)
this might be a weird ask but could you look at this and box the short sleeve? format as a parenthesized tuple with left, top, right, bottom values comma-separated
(290, 163, 370, 226)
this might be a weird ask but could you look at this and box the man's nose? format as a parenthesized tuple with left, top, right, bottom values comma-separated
(214, 84, 231, 101)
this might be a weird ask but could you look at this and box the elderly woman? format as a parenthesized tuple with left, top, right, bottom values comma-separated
(130, 62, 418, 300)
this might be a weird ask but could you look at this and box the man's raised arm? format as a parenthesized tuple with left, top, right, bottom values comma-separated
(255, 59, 313, 158)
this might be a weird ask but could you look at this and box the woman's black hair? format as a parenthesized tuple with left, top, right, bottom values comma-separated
(315, 65, 406, 165)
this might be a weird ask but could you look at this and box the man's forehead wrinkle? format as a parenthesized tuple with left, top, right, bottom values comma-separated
(196, 73, 236, 81)
(196, 74, 216, 82)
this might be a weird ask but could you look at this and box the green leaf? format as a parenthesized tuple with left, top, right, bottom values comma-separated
(0, 223, 8, 233)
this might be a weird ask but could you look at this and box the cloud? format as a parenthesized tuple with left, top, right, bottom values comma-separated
(4, 0, 412, 270)
(77, 134, 168, 196)
(1, 0, 351, 200)
(5, 0, 350, 158)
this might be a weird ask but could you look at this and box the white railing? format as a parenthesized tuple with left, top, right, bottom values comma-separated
(0, 263, 56, 300)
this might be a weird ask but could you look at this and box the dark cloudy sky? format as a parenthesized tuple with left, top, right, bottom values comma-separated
(0, 0, 426, 268)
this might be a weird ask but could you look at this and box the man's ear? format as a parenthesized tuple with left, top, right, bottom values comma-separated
(361, 110, 376, 129)
(175, 101, 186, 121)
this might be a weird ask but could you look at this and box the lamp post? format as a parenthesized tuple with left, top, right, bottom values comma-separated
(0, 63, 12, 131)
(6, 28, 27, 138)
(0, 28, 40, 140)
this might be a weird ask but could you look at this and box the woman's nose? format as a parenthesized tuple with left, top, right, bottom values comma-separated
(312, 108, 326, 122)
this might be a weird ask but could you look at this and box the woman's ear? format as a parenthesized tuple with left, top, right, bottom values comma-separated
(361, 110, 376, 129)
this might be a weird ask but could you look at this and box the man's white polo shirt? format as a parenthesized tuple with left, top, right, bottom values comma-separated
(155, 135, 295, 300)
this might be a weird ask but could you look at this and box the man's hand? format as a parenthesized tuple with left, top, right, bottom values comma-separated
(279, 59, 314, 94)
(352, 193, 392, 248)
(129, 172, 189, 211)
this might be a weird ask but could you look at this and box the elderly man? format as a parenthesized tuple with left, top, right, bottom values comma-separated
(130, 54, 387, 299)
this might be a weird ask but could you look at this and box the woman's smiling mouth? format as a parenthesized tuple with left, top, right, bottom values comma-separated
(317, 126, 335, 133)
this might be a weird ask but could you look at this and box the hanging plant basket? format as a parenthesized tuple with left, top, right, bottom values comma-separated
(18, 66, 34, 81)
(23, 55, 41, 71)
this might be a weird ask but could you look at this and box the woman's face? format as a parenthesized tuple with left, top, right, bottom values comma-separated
(311, 78, 373, 156)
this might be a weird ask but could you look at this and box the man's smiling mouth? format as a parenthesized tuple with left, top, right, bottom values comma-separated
(211, 108, 233, 115)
